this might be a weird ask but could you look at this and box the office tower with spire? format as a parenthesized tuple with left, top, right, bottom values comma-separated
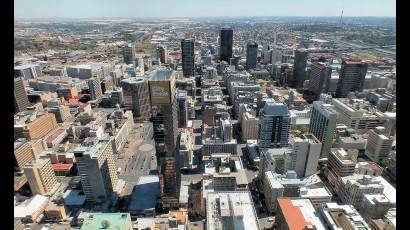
(336, 60, 368, 98)
(219, 27, 233, 62)
(181, 38, 195, 77)
(246, 41, 258, 70)
(258, 102, 291, 150)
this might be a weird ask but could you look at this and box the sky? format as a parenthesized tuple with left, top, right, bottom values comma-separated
(14, 0, 396, 19)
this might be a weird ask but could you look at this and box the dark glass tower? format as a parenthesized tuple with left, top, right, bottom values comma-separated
(219, 27, 233, 62)
(246, 41, 258, 69)
(181, 38, 195, 77)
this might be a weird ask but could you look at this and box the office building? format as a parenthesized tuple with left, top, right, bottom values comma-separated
(332, 98, 396, 136)
(14, 64, 42, 79)
(81, 213, 133, 230)
(121, 77, 151, 117)
(47, 105, 72, 123)
(320, 203, 370, 230)
(123, 43, 135, 65)
(365, 127, 394, 163)
(309, 101, 338, 158)
(14, 194, 49, 223)
(327, 148, 357, 185)
(336, 60, 368, 98)
(14, 77, 31, 113)
(14, 140, 37, 172)
(149, 69, 178, 154)
(308, 62, 332, 99)
(24, 158, 59, 195)
(241, 110, 259, 141)
(159, 157, 179, 209)
(219, 27, 233, 62)
(359, 194, 395, 220)
(289, 134, 322, 177)
(206, 191, 259, 230)
(67, 63, 111, 79)
(258, 102, 291, 150)
(246, 41, 258, 69)
(176, 90, 188, 128)
(181, 38, 195, 77)
(87, 77, 103, 103)
(292, 48, 308, 89)
(73, 139, 118, 204)
(14, 111, 58, 140)
(156, 45, 168, 64)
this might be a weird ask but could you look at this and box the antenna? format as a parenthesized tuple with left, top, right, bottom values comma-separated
(339, 9, 344, 27)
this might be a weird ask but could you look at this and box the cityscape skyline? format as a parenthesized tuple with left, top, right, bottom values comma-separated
(15, 0, 396, 19)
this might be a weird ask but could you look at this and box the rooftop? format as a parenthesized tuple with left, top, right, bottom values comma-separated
(80, 213, 131, 230)
(129, 175, 160, 211)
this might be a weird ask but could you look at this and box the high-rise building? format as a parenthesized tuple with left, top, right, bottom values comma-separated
(73, 139, 118, 204)
(24, 158, 59, 195)
(246, 41, 258, 70)
(87, 77, 103, 103)
(309, 101, 338, 158)
(308, 62, 332, 99)
(219, 27, 233, 62)
(14, 111, 58, 140)
(156, 45, 168, 64)
(176, 90, 188, 128)
(149, 69, 178, 154)
(365, 127, 394, 163)
(14, 64, 42, 79)
(121, 77, 151, 117)
(292, 48, 308, 89)
(258, 102, 291, 150)
(159, 156, 179, 209)
(181, 39, 195, 77)
(123, 43, 135, 65)
(14, 77, 31, 113)
(336, 60, 368, 98)
(289, 134, 322, 177)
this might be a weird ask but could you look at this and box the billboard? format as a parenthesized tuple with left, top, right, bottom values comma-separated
(149, 81, 171, 105)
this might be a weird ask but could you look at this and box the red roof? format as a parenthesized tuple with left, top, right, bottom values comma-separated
(51, 163, 73, 172)
(278, 198, 310, 230)
(46, 129, 66, 143)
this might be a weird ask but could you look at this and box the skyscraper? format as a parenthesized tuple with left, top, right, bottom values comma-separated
(121, 77, 151, 117)
(87, 77, 103, 103)
(176, 90, 188, 128)
(258, 102, 291, 150)
(24, 158, 59, 195)
(336, 60, 368, 98)
(246, 41, 258, 70)
(309, 101, 338, 158)
(308, 62, 332, 99)
(289, 134, 322, 177)
(123, 43, 135, 65)
(365, 127, 393, 163)
(156, 45, 168, 64)
(219, 27, 233, 62)
(73, 139, 118, 204)
(14, 77, 31, 113)
(181, 38, 195, 77)
(149, 69, 178, 154)
(292, 48, 308, 89)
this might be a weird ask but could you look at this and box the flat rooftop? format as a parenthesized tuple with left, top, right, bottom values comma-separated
(81, 213, 131, 230)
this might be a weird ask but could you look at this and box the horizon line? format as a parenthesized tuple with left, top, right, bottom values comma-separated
(15, 15, 396, 20)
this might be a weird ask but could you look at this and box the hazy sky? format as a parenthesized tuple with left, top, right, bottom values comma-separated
(15, 0, 396, 19)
